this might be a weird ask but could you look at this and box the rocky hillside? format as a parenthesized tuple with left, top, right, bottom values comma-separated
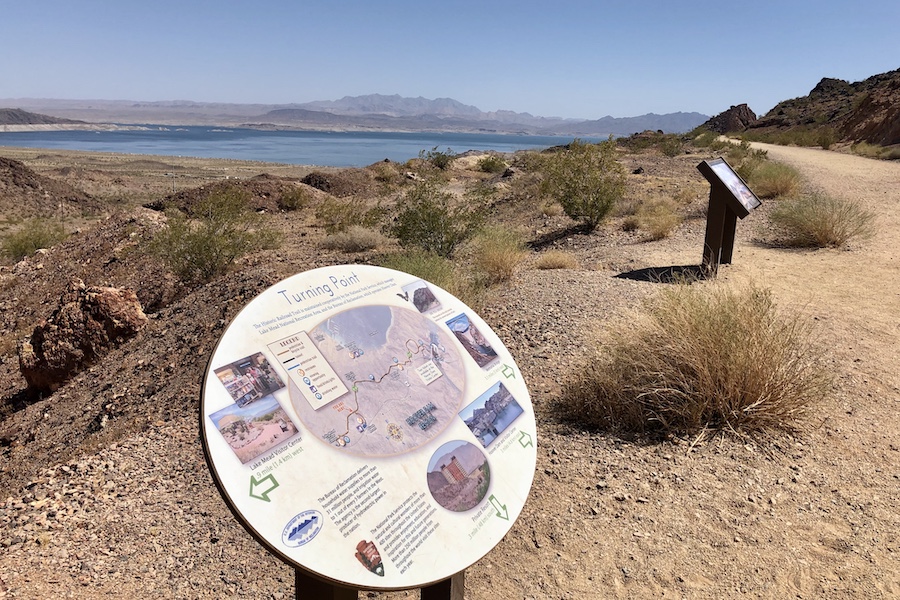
(747, 68, 900, 146)
(0, 108, 84, 126)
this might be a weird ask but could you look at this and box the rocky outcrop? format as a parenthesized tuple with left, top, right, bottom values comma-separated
(18, 279, 148, 392)
(701, 104, 758, 133)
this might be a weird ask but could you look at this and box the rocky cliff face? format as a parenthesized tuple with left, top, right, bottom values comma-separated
(749, 68, 900, 146)
(701, 104, 758, 133)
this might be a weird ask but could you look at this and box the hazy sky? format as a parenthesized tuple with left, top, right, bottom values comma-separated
(2, 1, 897, 119)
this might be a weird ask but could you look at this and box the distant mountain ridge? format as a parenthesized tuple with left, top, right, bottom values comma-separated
(0, 96, 708, 136)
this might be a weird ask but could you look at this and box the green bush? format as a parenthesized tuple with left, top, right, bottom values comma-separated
(1, 218, 67, 262)
(420, 146, 457, 171)
(279, 186, 311, 211)
(769, 192, 875, 247)
(540, 137, 626, 231)
(149, 188, 279, 283)
(388, 180, 484, 258)
(561, 283, 830, 436)
(477, 154, 508, 174)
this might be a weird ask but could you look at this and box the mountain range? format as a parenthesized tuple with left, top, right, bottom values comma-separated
(0, 94, 708, 136)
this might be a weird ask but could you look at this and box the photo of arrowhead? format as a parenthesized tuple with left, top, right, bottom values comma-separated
(354, 540, 385, 576)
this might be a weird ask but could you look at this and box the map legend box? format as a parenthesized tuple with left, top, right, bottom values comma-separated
(268, 331, 349, 410)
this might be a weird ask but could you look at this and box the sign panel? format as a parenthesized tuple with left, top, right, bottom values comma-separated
(698, 157, 761, 217)
(201, 265, 537, 589)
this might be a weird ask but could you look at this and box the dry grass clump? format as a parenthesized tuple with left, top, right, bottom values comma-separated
(534, 250, 579, 270)
(1, 217, 68, 262)
(635, 197, 683, 240)
(320, 225, 387, 253)
(562, 283, 830, 436)
(470, 225, 527, 284)
(769, 192, 875, 248)
(746, 161, 802, 198)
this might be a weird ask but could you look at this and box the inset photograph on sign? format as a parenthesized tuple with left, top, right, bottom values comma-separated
(426, 440, 490, 512)
(209, 395, 299, 464)
(399, 279, 441, 313)
(460, 382, 524, 448)
(214, 352, 285, 407)
(446, 313, 499, 368)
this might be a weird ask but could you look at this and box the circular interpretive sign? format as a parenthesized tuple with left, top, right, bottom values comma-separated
(201, 265, 537, 589)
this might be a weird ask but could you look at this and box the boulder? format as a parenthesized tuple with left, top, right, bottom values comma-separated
(18, 279, 149, 392)
(701, 104, 758, 134)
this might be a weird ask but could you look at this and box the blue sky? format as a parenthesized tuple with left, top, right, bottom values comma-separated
(2, 1, 897, 119)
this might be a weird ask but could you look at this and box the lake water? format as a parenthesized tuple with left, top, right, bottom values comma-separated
(0, 126, 587, 167)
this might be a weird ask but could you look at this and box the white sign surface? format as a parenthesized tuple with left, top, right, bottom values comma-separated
(201, 265, 537, 589)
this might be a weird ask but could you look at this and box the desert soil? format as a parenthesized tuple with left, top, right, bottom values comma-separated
(0, 142, 898, 599)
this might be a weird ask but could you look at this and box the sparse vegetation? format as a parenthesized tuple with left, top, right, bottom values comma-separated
(745, 161, 802, 198)
(477, 154, 508, 174)
(851, 141, 900, 160)
(377, 249, 485, 309)
(314, 196, 387, 234)
(420, 146, 457, 171)
(320, 225, 387, 253)
(278, 186, 311, 211)
(562, 283, 830, 436)
(1, 218, 68, 262)
(388, 180, 484, 258)
(149, 188, 279, 283)
(540, 137, 626, 231)
(769, 192, 875, 247)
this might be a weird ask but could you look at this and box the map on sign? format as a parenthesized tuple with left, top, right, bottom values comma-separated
(276, 305, 466, 457)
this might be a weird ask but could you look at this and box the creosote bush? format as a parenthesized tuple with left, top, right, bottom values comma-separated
(314, 196, 387, 234)
(562, 283, 830, 436)
(540, 137, 626, 231)
(420, 146, 457, 171)
(149, 189, 279, 283)
(388, 180, 484, 258)
(769, 192, 875, 247)
(1, 218, 67, 262)
(477, 154, 508, 174)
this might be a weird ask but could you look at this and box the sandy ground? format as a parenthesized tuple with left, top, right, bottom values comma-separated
(0, 143, 898, 599)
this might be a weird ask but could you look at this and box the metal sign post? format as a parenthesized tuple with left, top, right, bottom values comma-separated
(697, 158, 761, 275)
(201, 265, 536, 599)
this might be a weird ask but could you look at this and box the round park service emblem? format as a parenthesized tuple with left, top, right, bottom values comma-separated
(282, 510, 323, 548)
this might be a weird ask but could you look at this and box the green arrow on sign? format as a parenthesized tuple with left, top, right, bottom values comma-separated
(249, 474, 279, 502)
(518, 431, 534, 448)
(501, 364, 516, 379)
(489, 494, 509, 520)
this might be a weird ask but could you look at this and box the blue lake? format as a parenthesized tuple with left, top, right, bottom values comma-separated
(0, 126, 589, 167)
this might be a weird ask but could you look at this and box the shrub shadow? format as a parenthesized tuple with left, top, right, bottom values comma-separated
(614, 264, 709, 284)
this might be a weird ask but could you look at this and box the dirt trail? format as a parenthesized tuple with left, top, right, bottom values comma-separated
(728, 144, 900, 393)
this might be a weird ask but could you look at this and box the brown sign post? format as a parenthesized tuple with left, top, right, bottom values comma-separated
(696, 158, 761, 275)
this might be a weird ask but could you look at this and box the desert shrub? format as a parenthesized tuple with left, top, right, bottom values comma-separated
(850, 141, 900, 160)
(746, 161, 802, 198)
(477, 154, 508, 174)
(314, 196, 387, 234)
(769, 192, 875, 247)
(149, 188, 279, 283)
(420, 146, 457, 171)
(469, 225, 527, 284)
(562, 283, 830, 436)
(1, 218, 67, 262)
(388, 180, 484, 258)
(659, 135, 684, 157)
(534, 250, 578, 270)
(279, 186, 311, 211)
(635, 197, 683, 240)
(320, 226, 387, 253)
(540, 137, 626, 231)
(540, 202, 564, 217)
(377, 250, 485, 310)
